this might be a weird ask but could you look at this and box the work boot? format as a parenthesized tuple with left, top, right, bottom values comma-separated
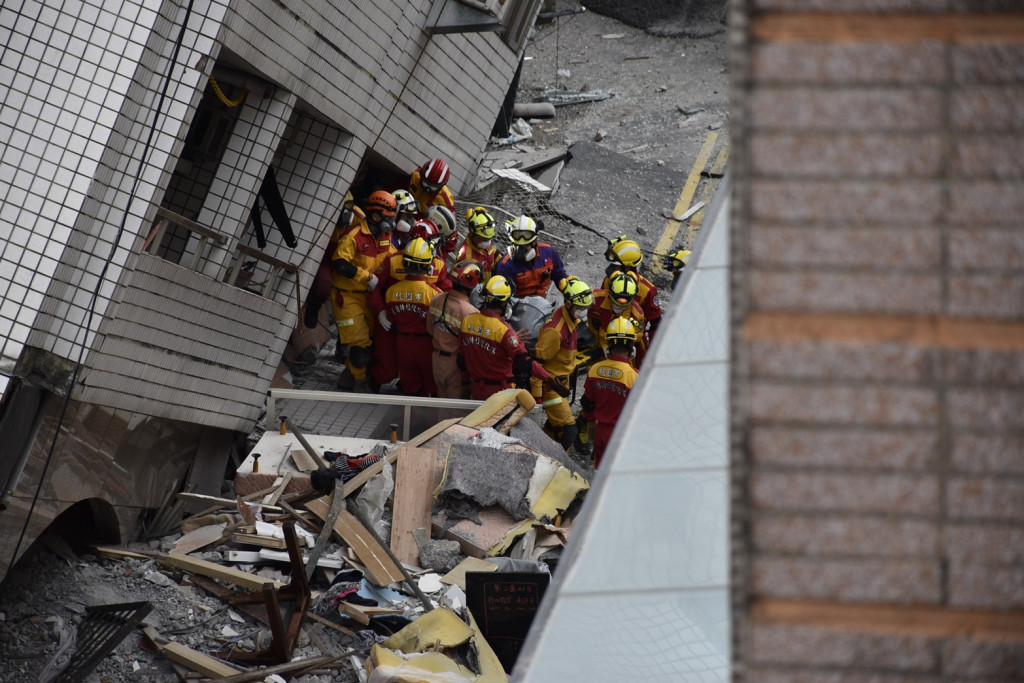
(352, 377, 377, 394)
(336, 367, 355, 391)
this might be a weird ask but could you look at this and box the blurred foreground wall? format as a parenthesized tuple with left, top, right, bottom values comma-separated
(731, 3, 1024, 680)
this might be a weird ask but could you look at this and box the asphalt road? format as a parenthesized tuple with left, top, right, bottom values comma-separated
(515, 0, 729, 294)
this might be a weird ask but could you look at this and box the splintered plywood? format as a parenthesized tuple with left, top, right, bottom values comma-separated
(390, 447, 442, 566)
(305, 497, 404, 587)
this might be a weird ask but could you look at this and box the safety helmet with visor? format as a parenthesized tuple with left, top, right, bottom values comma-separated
(607, 270, 639, 314)
(420, 159, 450, 195)
(450, 260, 484, 290)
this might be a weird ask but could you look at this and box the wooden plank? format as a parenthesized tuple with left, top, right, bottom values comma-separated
(304, 611, 356, 637)
(230, 533, 287, 549)
(161, 641, 240, 678)
(156, 553, 284, 591)
(305, 498, 405, 587)
(264, 472, 293, 506)
(171, 524, 227, 555)
(291, 449, 319, 473)
(389, 447, 442, 566)
(93, 546, 157, 561)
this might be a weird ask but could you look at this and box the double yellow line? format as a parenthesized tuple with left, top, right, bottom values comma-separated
(652, 132, 728, 273)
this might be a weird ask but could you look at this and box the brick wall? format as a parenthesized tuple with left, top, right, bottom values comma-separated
(732, 3, 1024, 680)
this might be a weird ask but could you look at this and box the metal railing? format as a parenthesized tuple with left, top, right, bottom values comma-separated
(266, 388, 483, 441)
(142, 207, 302, 314)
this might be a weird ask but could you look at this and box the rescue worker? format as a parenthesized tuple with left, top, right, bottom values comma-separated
(379, 238, 442, 396)
(426, 260, 483, 399)
(390, 189, 418, 251)
(496, 215, 568, 298)
(369, 218, 452, 389)
(663, 248, 692, 291)
(427, 205, 459, 261)
(602, 236, 662, 341)
(531, 278, 594, 452)
(304, 191, 363, 330)
(331, 190, 398, 392)
(580, 317, 639, 468)
(587, 270, 646, 358)
(409, 158, 456, 214)
(457, 207, 501, 280)
(458, 275, 566, 401)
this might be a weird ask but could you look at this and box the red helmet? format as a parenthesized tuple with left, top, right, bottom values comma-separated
(450, 260, 484, 290)
(420, 159, 450, 193)
(409, 218, 441, 243)
(365, 190, 397, 218)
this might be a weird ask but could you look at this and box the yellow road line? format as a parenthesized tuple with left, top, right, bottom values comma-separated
(684, 142, 730, 245)
(653, 132, 718, 272)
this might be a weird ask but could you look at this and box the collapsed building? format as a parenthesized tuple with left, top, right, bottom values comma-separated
(0, 0, 543, 578)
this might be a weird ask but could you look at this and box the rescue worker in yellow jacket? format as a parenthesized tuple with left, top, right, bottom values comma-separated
(456, 207, 501, 281)
(601, 236, 662, 342)
(530, 278, 594, 452)
(331, 190, 398, 392)
(587, 270, 646, 361)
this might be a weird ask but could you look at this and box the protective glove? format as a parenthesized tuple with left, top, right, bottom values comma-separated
(378, 310, 392, 332)
(546, 378, 571, 398)
(366, 274, 379, 291)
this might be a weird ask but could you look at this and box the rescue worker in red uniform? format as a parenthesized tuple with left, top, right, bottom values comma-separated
(427, 205, 459, 261)
(495, 215, 568, 298)
(531, 278, 594, 451)
(370, 219, 453, 389)
(587, 270, 646, 359)
(379, 238, 442, 396)
(304, 191, 363, 330)
(580, 318, 640, 468)
(456, 207, 501, 280)
(409, 158, 456, 215)
(601, 236, 662, 342)
(458, 275, 565, 401)
(426, 260, 483, 399)
(331, 190, 398, 392)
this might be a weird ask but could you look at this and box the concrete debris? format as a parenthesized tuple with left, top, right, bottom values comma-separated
(542, 88, 614, 106)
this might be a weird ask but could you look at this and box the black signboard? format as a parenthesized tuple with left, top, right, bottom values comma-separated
(465, 571, 550, 673)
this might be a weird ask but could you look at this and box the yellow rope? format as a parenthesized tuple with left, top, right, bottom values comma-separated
(208, 75, 247, 107)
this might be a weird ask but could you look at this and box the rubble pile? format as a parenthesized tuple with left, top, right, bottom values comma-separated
(0, 390, 587, 682)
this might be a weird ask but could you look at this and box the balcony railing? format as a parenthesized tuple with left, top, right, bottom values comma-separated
(142, 207, 301, 315)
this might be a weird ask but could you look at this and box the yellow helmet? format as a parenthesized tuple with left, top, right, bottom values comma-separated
(563, 278, 594, 308)
(606, 236, 643, 269)
(403, 237, 434, 268)
(343, 190, 355, 210)
(607, 270, 639, 306)
(663, 248, 692, 271)
(482, 275, 513, 304)
(606, 317, 638, 345)
(465, 207, 496, 239)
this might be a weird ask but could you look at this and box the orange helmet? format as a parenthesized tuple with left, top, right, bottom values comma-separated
(365, 190, 397, 218)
